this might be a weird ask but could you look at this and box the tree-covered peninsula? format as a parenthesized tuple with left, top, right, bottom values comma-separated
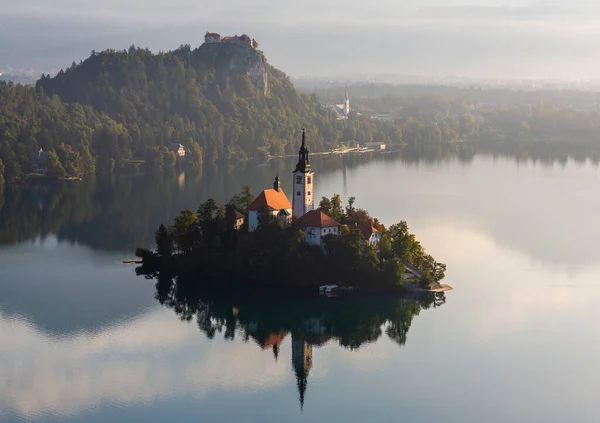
(136, 187, 447, 294)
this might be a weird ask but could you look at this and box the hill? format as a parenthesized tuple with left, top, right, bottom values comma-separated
(0, 41, 408, 183)
(36, 42, 340, 168)
(0, 82, 121, 183)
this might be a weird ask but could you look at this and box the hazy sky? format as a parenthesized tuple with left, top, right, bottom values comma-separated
(3, 0, 600, 79)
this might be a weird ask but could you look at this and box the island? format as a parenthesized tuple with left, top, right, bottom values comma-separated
(136, 130, 450, 294)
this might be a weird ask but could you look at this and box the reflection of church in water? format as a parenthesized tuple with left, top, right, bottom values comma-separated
(247, 321, 331, 410)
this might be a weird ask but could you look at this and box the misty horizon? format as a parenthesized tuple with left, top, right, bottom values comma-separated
(3, 1, 600, 81)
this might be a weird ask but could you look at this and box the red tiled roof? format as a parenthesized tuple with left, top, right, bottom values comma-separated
(260, 330, 287, 349)
(296, 210, 340, 228)
(222, 36, 240, 42)
(357, 223, 378, 240)
(205, 32, 221, 37)
(235, 210, 245, 220)
(248, 189, 292, 211)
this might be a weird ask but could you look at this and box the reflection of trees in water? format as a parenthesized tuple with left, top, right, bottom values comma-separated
(1, 143, 588, 250)
(142, 270, 446, 409)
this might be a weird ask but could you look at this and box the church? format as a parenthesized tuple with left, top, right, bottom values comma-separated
(248, 130, 341, 245)
(334, 85, 350, 120)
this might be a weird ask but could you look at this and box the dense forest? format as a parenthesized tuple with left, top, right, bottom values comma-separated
(4, 41, 600, 186)
(0, 42, 410, 184)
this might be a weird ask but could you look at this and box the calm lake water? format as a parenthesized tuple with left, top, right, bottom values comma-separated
(2, 151, 600, 422)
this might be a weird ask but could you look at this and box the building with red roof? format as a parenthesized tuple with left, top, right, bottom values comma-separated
(357, 223, 382, 246)
(247, 176, 293, 232)
(296, 210, 340, 246)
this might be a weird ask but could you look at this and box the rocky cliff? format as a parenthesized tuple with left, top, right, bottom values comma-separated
(197, 43, 268, 96)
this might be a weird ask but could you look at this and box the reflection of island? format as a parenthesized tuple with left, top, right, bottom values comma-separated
(145, 272, 446, 409)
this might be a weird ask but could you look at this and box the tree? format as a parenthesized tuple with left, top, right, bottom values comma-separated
(155, 224, 174, 256)
(0, 158, 4, 185)
(382, 258, 405, 287)
(230, 185, 255, 211)
(46, 149, 67, 179)
(319, 196, 332, 214)
(345, 197, 356, 221)
(172, 210, 198, 253)
(459, 113, 477, 137)
(330, 194, 344, 222)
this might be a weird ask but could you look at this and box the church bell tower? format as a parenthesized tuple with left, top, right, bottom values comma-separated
(292, 129, 315, 219)
(343, 84, 350, 117)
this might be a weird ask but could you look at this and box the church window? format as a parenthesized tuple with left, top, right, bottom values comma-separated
(297, 191, 301, 196)
(307, 177, 312, 184)
(296, 176, 302, 184)
(308, 191, 311, 196)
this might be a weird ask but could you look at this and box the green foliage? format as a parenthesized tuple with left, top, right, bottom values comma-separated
(35, 44, 344, 166)
(155, 224, 174, 257)
(142, 190, 447, 292)
(46, 149, 67, 179)
(0, 158, 4, 185)
(229, 185, 255, 211)
(0, 82, 120, 181)
(171, 209, 198, 254)
(318, 196, 332, 214)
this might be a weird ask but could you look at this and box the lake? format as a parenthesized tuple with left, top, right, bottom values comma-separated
(2, 151, 600, 423)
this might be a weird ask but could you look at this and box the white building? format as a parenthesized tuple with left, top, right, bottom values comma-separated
(292, 130, 315, 219)
(357, 223, 382, 246)
(334, 85, 350, 120)
(296, 210, 340, 246)
(168, 143, 186, 158)
(247, 176, 292, 232)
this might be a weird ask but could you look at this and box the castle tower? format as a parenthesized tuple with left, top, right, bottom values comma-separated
(292, 130, 315, 219)
(292, 336, 313, 410)
(343, 84, 350, 116)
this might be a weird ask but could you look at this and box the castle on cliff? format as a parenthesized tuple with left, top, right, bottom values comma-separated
(204, 31, 258, 48)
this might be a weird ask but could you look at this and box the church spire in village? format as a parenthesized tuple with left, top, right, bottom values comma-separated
(292, 129, 315, 218)
(343, 83, 350, 117)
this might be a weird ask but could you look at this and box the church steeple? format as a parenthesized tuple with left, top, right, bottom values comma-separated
(292, 129, 315, 218)
(273, 174, 281, 192)
(294, 129, 310, 174)
(343, 83, 350, 116)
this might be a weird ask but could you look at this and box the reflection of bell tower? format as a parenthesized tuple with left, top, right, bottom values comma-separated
(292, 335, 312, 410)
